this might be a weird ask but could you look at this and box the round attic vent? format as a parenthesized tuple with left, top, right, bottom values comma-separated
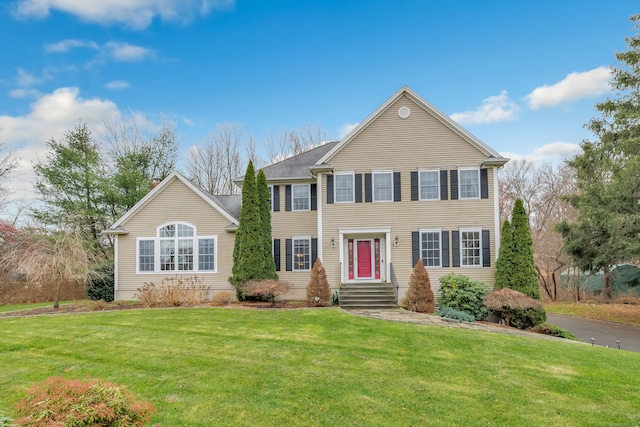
(398, 106, 411, 119)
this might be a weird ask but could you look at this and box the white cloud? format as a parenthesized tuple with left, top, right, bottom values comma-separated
(9, 88, 42, 98)
(526, 67, 612, 109)
(0, 87, 121, 202)
(450, 91, 519, 124)
(105, 80, 130, 90)
(16, 68, 47, 86)
(501, 141, 581, 164)
(14, 0, 235, 30)
(44, 38, 99, 53)
(339, 122, 359, 138)
(105, 41, 154, 62)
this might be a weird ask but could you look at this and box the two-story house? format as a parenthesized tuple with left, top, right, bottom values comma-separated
(106, 86, 508, 306)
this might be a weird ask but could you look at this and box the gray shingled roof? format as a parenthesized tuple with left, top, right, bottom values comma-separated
(212, 194, 242, 219)
(257, 141, 339, 180)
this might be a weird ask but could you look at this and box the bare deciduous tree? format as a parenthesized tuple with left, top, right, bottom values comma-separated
(264, 122, 331, 164)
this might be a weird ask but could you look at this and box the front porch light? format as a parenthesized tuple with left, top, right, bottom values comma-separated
(394, 235, 399, 247)
(331, 237, 336, 248)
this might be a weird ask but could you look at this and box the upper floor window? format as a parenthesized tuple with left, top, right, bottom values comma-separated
(459, 168, 480, 199)
(373, 171, 393, 202)
(419, 170, 440, 200)
(335, 173, 354, 203)
(138, 222, 216, 273)
(292, 184, 310, 211)
(460, 228, 481, 267)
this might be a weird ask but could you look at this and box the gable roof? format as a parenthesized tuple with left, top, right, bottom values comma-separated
(105, 171, 239, 234)
(317, 86, 508, 167)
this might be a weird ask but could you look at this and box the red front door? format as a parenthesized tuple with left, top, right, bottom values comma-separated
(356, 240, 372, 278)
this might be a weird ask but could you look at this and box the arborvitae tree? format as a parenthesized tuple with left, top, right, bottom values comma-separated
(510, 199, 540, 299)
(256, 170, 278, 280)
(306, 258, 331, 307)
(229, 161, 263, 294)
(494, 219, 514, 290)
(401, 259, 435, 313)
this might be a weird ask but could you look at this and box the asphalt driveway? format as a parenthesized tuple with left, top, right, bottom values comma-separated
(547, 313, 640, 353)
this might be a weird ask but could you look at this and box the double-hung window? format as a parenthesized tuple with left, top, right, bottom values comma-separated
(292, 184, 310, 211)
(459, 168, 480, 199)
(419, 170, 440, 200)
(373, 171, 393, 202)
(292, 237, 311, 271)
(335, 173, 354, 203)
(137, 222, 216, 273)
(420, 230, 441, 267)
(460, 228, 481, 266)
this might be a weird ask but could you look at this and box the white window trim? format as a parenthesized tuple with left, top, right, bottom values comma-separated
(334, 172, 355, 204)
(136, 222, 217, 274)
(292, 183, 311, 211)
(269, 185, 274, 212)
(372, 170, 394, 203)
(419, 228, 442, 268)
(418, 169, 440, 201)
(458, 167, 481, 200)
(459, 227, 482, 268)
(292, 235, 312, 272)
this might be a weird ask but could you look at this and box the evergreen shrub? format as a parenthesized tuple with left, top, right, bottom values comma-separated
(437, 273, 489, 320)
(306, 259, 331, 307)
(401, 259, 435, 313)
(435, 306, 475, 322)
(86, 261, 115, 302)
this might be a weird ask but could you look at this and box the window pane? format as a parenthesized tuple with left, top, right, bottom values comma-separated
(199, 238, 215, 271)
(292, 185, 310, 210)
(159, 224, 175, 237)
(461, 231, 481, 266)
(420, 171, 439, 200)
(373, 173, 393, 201)
(177, 239, 193, 271)
(459, 170, 479, 199)
(421, 232, 440, 267)
(138, 240, 155, 272)
(293, 238, 310, 270)
(178, 224, 194, 237)
(335, 174, 354, 202)
(160, 240, 175, 270)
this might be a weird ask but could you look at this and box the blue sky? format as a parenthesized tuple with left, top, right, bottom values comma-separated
(0, 0, 638, 207)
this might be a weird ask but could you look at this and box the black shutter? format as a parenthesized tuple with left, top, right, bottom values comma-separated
(273, 185, 280, 212)
(450, 170, 458, 200)
(480, 168, 489, 199)
(285, 185, 292, 211)
(394, 172, 401, 202)
(311, 238, 318, 266)
(440, 170, 448, 200)
(441, 231, 450, 267)
(482, 230, 491, 267)
(311, 184, 317, 210)
(452, 230, 460, 267)
(412, 231, 420, 267)
(364, 173, 372, 202)
(273, 239, 281, 271)
(355, 174, 363, 203)
(285, 239, 292, 271)
(411, 171, 418, 201)
(326, 175, 334, 204)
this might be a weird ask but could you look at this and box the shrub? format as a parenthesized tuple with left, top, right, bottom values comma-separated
(436, 306, 475, 322)
(483, 288, 542, 327)
(14, 376, 154, 427)
(306, 259, 331, 307)
(87, 261, 115, 302)
(509, 307, 547, 330)
(212, 291, 235, 305)
(531, 322, 578, 340)
(437, 273, 490, 320)
(401, 259, 435, 313)
(331, 291, 339, 306)
(242, 280, 291, 305)
(135, 277, 211, 307)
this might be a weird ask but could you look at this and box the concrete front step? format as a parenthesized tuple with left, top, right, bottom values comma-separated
(339, 282, 398, 309)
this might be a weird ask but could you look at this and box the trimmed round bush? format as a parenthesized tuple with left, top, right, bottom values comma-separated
(437, 273, 490, 321)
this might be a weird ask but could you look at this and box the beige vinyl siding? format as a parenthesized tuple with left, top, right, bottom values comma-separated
(115, 176, 236, 300)
(322, 94, 499, 299)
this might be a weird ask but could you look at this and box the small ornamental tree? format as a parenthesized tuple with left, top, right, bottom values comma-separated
(401, 259, 435, 313)
(494, 219, 513, 290)
(242, 279, 291, 305)
(257, 170, 278, 281)
(483, 288, 542, 328)
(306, 258, 331, 307)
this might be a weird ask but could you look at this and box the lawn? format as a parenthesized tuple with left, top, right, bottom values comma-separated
(0, 300, 80, 314)
(1, 307, 639, 426)
(545, 301, 640, 326)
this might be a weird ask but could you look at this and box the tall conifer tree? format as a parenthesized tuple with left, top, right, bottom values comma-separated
(256, 170, 278, 280)
(510, 199, 540, 299)
(494, 219, 513, 290)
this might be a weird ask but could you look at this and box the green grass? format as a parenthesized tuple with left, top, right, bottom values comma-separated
(1, 308, 639, 426)
(0, 300, 81, 314)
(545, 301, 640, 326)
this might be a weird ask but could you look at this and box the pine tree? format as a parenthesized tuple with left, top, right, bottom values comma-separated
(401, 259, 435, 313)
(256, 170, 278, 280)
(306, 259, 331, 307)
(510, 199, 540, 299)
(494, 219, 513, 290)
(229, 161, 263, 293)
